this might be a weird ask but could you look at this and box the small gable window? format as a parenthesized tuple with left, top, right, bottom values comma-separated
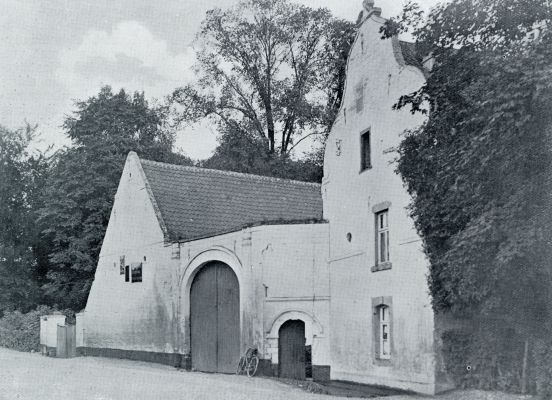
(361, 130, 371, 171)
(119, 256, 125, 275)
(131, 263, 143, 283)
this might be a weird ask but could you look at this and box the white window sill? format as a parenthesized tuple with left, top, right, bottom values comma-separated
(371, 262, 392, 272)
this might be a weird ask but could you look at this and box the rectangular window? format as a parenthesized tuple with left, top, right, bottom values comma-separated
(376, 210, 389, 264)
(124, 265, 130, 282)
(361, 131, 371, 171)
(119, 256, 125, 275)
(131, 263, 142, 283)
(379, 306, 391, 359)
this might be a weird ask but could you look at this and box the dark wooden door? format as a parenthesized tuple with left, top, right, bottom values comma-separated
(215, 265, 240, 373)
(190, 262, 239, 373)
(278, 320, 306, 380)
(190, 265, 217, 372)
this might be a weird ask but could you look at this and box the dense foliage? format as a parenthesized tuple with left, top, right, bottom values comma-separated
(37, 87, 191, 310)
(0, 306, 54, 352)
(0, 306, 76, 352)
(201, 125, 323, 182)
(384, 0, 552, 395)
(170, 0, 356, 157)
(0, 125, 48, 314)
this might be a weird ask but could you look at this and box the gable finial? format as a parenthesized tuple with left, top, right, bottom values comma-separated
(363, 0, 375, 11)
(362, 0, 382, 17)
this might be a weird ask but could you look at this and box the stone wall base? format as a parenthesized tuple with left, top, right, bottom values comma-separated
(257, 359, 277, 376)
(78, 347, 191, 369)
(260, 362, 330, 381)
(76, 348, 330, 382)
(312, 365, 331, 382)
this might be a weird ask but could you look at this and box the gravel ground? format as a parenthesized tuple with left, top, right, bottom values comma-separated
(0, 348, 534, 400)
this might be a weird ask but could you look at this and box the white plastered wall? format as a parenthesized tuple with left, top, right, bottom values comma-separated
(323, 10, 438, 395)
(83, 153, 179, 354)
(176, 223, 330, 367)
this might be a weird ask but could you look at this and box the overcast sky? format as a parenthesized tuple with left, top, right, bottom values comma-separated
(1, 0, 440, 160)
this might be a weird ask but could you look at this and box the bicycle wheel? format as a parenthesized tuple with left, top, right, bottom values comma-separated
(237, 356, 247, 375)
(246, 356, 259, 377)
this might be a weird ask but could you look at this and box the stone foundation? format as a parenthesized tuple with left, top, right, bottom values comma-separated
(79, 347, 190, 369)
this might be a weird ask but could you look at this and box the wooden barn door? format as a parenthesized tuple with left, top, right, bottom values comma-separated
(278, 320, 306, 380)
(190, 262, 239, 373)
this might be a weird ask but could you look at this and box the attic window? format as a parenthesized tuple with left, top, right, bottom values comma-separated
(131, 263, 142, 283)
(360, 130, 371, 171)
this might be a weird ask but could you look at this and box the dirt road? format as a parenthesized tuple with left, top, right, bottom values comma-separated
(0, 348, 532, 400)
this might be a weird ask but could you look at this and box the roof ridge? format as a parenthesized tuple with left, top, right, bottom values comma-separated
(139, 157, 321, 188)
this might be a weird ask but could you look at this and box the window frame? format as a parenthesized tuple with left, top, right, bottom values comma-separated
(378, 305, 391, 360)
(371, 202, 392, 272)
(360, 129, 371, 172)
(376, 209, 390, 265)
(131, 262, 143, 283)
(372, 296, 393, 362)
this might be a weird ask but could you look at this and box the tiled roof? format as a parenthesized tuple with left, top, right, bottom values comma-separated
(138, 157, 323, 242)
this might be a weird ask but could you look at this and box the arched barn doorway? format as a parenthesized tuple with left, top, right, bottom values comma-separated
(190, 261, 239, 373)
(278, 320, 306, 380)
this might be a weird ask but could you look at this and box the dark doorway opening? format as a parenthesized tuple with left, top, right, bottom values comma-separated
(278, 319, 306, 380)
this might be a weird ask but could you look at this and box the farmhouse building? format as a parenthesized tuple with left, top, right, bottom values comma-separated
(82, 154, 331, 379)
(77, 1, 451, 394)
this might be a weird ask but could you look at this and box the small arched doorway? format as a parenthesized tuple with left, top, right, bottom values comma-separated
(190, 261, 239, 373)
(278, 320, 306, 380)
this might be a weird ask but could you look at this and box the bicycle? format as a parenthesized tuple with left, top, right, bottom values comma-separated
(236, 347, 259, 377)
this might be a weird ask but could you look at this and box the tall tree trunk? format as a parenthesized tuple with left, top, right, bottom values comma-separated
(283, 117, 295, 154)
(265, 100, 275, 153)
(281, 114, 294, 155)
(264, 66, 275, 153)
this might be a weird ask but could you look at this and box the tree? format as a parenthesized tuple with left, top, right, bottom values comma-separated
(0, 125, 48, 314)
(202, 124, 323, 182)
(170, 0, 356, 157)
(384, 0, 552, 394)
(38, 86, 191, 310)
